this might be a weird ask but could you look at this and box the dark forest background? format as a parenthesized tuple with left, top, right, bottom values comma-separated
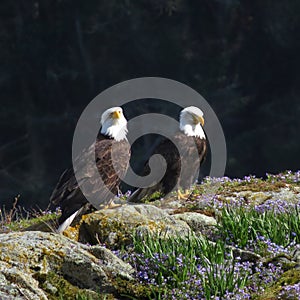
(1, 0, 300, 209)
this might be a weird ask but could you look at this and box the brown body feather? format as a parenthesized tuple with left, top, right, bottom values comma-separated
(128, 131, 207, 202)
(50, 133, 130, 227)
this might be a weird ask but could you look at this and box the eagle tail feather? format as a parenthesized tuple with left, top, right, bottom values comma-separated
(57, 209, 80, 233)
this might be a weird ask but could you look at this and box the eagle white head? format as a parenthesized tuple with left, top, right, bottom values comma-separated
(100, 107, 128, 141)
(179, 106, 206, 139)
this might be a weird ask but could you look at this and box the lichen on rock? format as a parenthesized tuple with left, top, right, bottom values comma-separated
(0, 231, 134, 299)
(78, 204, 192, 248)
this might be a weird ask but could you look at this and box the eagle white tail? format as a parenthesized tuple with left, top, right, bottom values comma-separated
(56, 209, 80, 233)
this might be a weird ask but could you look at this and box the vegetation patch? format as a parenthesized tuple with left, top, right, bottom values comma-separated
(0, 195, 59, 233)
(215, 199, 300, 250)
(34, 271, 110, 300)
(2, 171, 300, 299)
(114, 171, 300, 299)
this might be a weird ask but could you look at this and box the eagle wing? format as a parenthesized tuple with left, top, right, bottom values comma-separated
(127, 131, 207, 202)
(50, 134, 130, 228)
(176, 134, 207, 190)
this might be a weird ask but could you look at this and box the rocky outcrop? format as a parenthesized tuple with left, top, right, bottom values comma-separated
(2, 173, 300, 299)
(172, 211, 216, 232)
(218, 187, 300, 206)
(0, 231, 133, 299)
(77, 204, 192, 247)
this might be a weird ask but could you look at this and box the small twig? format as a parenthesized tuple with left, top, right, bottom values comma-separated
(7, 195, 20, 224)
(95, 233, 102, 245)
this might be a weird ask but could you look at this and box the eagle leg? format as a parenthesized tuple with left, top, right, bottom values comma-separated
(177, 189, 190, 200)
(103, 200, 123, 209)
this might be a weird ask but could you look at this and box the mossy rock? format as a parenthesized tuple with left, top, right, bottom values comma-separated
(35, 271, 109, 300)
(112, 276, 155, 299)
(78, 204, 191, 249)
(0, 231, 134, 299)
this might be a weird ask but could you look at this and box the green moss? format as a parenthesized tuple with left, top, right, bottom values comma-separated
(35, 271, 79, 299)
(112, 276, 154, 299)
(34, 271, 110, 300)
(141, 191, 164, 203)
(3, 212, 58, 233)
(82, 214, 132, 248)
(36, 272, 154, 300)
(191, 177, 293, 199)
(277, 269, 300, 286)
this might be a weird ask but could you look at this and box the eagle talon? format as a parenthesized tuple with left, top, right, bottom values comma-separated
(103, 200, 123, 209)
(177, 189, 190, 200)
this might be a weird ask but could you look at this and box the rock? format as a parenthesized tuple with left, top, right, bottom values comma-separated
(0, 231, 134, 299)
(273, 187, 300, 204)
(0, 260, 48, 300)
(78, 204, 191, 248)
(172, 212, 217, 232)
(229, 245, 262, 263)
(218, 187, 300, 206)
(291, 247, 300, 268)
(236, 191, 272, 204)
(83, 245, 134, 280)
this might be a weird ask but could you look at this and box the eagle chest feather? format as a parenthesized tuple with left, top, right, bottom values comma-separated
(95, 138, 130, 193)
(178, 136, 207, 189)
(157, 133, 207, 193)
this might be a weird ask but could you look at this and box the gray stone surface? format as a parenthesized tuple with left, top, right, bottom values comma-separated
(0, 231, 134, 299)
(172, 212, 217, 231)
(80, 204, 192, 247)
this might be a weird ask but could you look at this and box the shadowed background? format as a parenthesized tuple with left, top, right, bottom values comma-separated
(1, 0, 300, 209)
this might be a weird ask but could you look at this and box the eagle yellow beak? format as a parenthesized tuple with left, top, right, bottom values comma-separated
(112, 110, 122, 119)
(199, 116, 205, 126)
(193, 115, 205, 126)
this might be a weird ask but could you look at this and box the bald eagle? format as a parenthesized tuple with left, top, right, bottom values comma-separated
(127, 106, 207, 202)
(50, 107, 130, 233)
